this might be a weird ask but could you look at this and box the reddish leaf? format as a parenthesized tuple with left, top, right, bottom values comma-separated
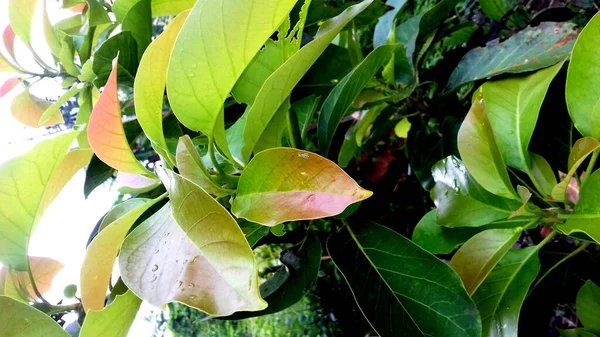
(0, 77, 21, 98)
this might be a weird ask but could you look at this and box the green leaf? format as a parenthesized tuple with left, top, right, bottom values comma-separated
(431, 156, 521, 228)
(166, 0, 298, 159)
(373, 0, 406, 47)
(240, 0, 373, 162)
(559, 329, 597, 337)
(356, 103, 387, 145)
(232, 148, 372, 226)
(84, 155, 114, 198)
(134, 10, 189, 165)
(293, 95, 321, 140)
(11, 88, 64, 128)
(8, 0, 36, 45)
(121, 168, 266, 316)
(79, 291, 142, 337)
(121, 0, 152, 58)
(558, 170, 600, 243)
(38, 85, 81, 126)
(239, 221, 269, 247)
(58, 37, 81, 77)
(577, 280, 600, 334)
(450, 228, 522, 295)
(472, 247, 541, 337)
(529, 152, 557, 197)
(0, 132, 86, 270)
(42, 0, 62, 57)
(328, 222, 482, 337)
(479, 0, 518, 21)
(566, 12, 600, 138)
(338, 124, 360, 168)
(458, 93, 517, 200)
(113, 0, 196, 21)
(225, 231, 321, 318)
(318, 44, 397, 155)
(92, 32, 138, 87)
(0, 296, 70, 337)
(552, 137, 600, 202)
(483, 62, 563, 173)
(394, 118, 411, 138)
(447, 22, 578, 89)
(86, 0, 112, 27)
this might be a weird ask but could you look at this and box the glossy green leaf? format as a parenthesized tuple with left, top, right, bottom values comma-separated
(558, 170, 600, 243)
(328, 222, 482, 337)
(483, 62, 563, 173)
(529, 152, 557, 197)
(81, 196, 162, 311)
(92, 32, 138, 87)
(86, 0, 111, 27)
(38, 85, 81, 126)
(472, 247, 541, 337)
(373, 0, 406, 47)
(121, 168, 266, 316)
(8, 0, 36, 45)
(0, 296, 70, 337)
(318, 45, 397, 155)
(448, 22, 578, 89)
(134, 10, 189, 165)
(566, 12, 600, 138)
(576, 280, 600, 334)
(240, 0, 373, 162)
(83, 155, 114, 198)
(253, 100, 291, 154)
(167, 0, 298, 159)
(0, 132, 85, 270)
(232, 148, 372, 226)
(479, 0, 518, 21)
(451, 228, 522, 295)
(552, 137, 600, 202)
(79, 291, 142, 337)
(431, 156, 521, 228)
(294, 95, 320, 140)
(458, 94, 517, 200)
(121, 0, 152, 57)
(113, 0, 196, 21)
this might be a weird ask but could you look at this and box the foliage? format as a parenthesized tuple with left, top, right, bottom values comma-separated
(1, 0, 600, 336)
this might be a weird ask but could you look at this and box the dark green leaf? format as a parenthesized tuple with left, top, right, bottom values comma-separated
(576, 280, 600, 334)
(239, 221, 269, 247)
(479, 0, 518, 21)
(121, 0, 152, 58)
(86, 0, 111, 27)
(84, 155, 114, 198)
(92, 32, 138, 87)
(559, 329, 597, 337)
(558, 169, 600, 244)
(293, 95, 321, 140)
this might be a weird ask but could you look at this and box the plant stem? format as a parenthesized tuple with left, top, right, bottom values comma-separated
(26, 261, 50, 305)
(534, 230, 558, 252)
(208, 137, 225, 175)
(528, 241, 590, 296)
(582, 148, 599, 186)
(45, 303, 81, 315)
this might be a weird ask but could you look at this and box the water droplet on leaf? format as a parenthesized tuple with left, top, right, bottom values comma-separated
(152, 265, 159, 272)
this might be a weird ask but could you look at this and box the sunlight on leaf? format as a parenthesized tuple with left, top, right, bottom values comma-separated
(0, 296, 70, 337)
(11, 89, 64, 128)
(79, 291, 142, 337)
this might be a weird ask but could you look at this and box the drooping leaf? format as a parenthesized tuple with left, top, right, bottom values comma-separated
(558, 170, 600, 243)
(134, 10, 189, 165)
(2, 256, 64, 301)
(88, 56, 151, 175)
(447, 22, 578, 89)
(328, 222, 482, 337)
(483, 62, 563, 173)
(431, 156, 521, 228)
(121, 0, 152, 57)
(458, 93, 517, 200)
(566, 12, 600, 138)
(0, 296, 70, 337)
(479, 0, 518, 21)
(7, 0, 36, 45)
(576, 280, 600, 334)
(0, 77, 22, 98)
(472, 247, 541, 337)
(92, 32, 138, 87)
(11, 89, 64, 127)
(232, 148, 372, 226)
(81, 196, 162, 311)
(318, 44, 397, 155)
(121, 169, 266, 316)
(0, 132, 86, 270)
(450, 228, 523, 295)
(166, 0, 298, 158)
(38, 85, 81, 126)
(79, 291, 142, 337)
(373, 0, 406, 47)
(240, 0, 373, 162)
(552, 137, 600, 202)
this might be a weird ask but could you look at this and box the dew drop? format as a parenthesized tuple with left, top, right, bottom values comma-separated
(298, 153, 309, 159)
(22, 318, 30, 326)
(191, 255, 199, 263)
(188, 283, 195, 288)
(189, 295, 197, 300)
(300, 171, 308, 176)
(188, 72, 195, 78)
(152, 264, 159, 272)
(183, 259, 189, 264)
(178, 281, 183, 288)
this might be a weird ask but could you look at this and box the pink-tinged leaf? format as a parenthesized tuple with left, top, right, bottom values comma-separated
(10, 88, 64, 127)
(2, 256, 64, 301)
(231, 148, 373, 226)
(116, 171, 160, 194)
(0, 77, 21, 98)
(88, 57, 152, 175)
(68, 4, 86, 12)
(3, 25, 16, 60)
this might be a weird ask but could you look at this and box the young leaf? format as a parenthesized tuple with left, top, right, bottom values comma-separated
(81, 196, 162, 311)
(576, 281, 600, 334)
(483, 62, 563, 173)
(318, 44, 397, 155)
(2, 256, 64, 301)
(7, 0, 36, 45)
(11, 89, 64, 127)
(566, 12, 600, 138)
(458, 93, 518, 200)
(472, 248, 541, 337)
(373, 0, 406, 47)
(240, 0, 373, 162)
(0, 77, 22, 98)
(0, 132, 83, 270)
(328, 222, 482, 337)
(134, 10, 189, 166)
(0, 296, 70, 337)
(448, 22, 578, 89)
(3, 25, 16, 60)
(529, 152, 557, 197)
(232, 148, 372, 226)
(166, 0, 298, 158)
(558, 170, 600, 243)
(552, 137, 600, 202)
(38, 85, 81, 126)
(79, 291, 142, 337)
(450, 228, 523, 295)
(88, 56, 151, 176)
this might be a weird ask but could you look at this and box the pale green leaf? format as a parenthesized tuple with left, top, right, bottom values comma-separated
(113, 0, 196, 21)
(42, 0, 62, 57)
(0, 296, 70, 337)
(8, 0, 36, 45)
(79, 291, 142, 337)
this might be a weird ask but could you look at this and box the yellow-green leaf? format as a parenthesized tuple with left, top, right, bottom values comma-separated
(113, 0, 196, 21)
(0, 53, 17, 73)
(42, 0, 62, 57)
(79, 291, 142, 337)
(88, 57, 151, 175)
(232, 148, 372, 226)
(134, 10, 189, 166)
(8, 0, 36, 45)
(0, 295, 70, 337)
(81, 196, 162, 311)
(11, 89, 64, 128)
(38, 85, 81, 126)
(394, 118, 411, 138)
